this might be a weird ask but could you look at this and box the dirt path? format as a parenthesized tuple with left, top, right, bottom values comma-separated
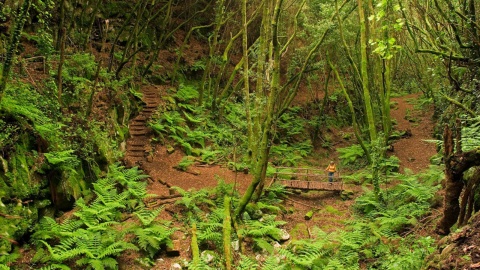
(124, 84, 252, 196)
(122, 89, 437, 269)
(390, 93, 437, 173)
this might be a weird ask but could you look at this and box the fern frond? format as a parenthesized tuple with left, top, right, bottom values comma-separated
(37, 264, 71, 270)
(100, 257, 118, 269)
(98, 241, 138, 259)
(236, 255, 259, 270)
(134, 206, 164, 226)
(261, 256, 285, 270)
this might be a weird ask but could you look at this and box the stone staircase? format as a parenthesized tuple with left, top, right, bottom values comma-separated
(124, 85, 162, 167)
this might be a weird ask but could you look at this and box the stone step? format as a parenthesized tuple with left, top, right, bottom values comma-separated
(128, 141, 145, 147)
(142, 108, 156, 113)
(127, 151, 145, 157)
(127, 146, 145, 151)
(132, 119, 147, 124)
(130, 125, 146, 131)
(130, 129, 149, 135)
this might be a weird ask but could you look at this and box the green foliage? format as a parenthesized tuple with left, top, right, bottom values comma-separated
(374, 236, 435, 270)
(0, 247, 20, 265)
(239, 215, 286, 243)
(128, 214, 175, 258)
(279, 230, 332, 267)
(266, 168, 439, 269)
(337, 144, 368, 167)
(461, 117, 480, 152)
(31, 164, 172, 269)
(176, 156, 195, 171)
(236, 255, 259, 270)
(173, 186, 215, 219)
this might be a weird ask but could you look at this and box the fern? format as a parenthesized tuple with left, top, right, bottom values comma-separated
(236, 255, 259, 270)
(337, 144, 369, 166)
(0, 248, 20, 265)
(261, 256, 285, 270)
(31, 163, 170, 268)
(134, 207, 164, 226)
(278, 239, 327, 267)
(174, 84, 199, 102)
(37, 264, 71, 270)
(173, 187, 215, 218)
(130, 224, 174, 258)
(240, 215, 286, 241)
(461, 117, 480, 152)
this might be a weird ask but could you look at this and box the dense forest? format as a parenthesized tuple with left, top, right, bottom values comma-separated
(1, 0, 480, 269)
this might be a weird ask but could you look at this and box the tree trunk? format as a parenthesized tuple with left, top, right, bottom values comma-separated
(459, 168, 480, 226)
(223, 196, 232, 270)
(357, 0, 377, 142)
(436, 125, 480, 234)
(0, 0, 32, 103)
(57, 27, 66, 108)
(235, 0, 283, 219)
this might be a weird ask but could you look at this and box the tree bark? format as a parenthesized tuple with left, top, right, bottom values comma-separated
(436, 125, 480, 235)
(0, 0, 32, 103)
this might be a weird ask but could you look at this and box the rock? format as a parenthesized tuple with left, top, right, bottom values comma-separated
(279, 229, 290, 241)
(273, 241, 281, 249)
(201, 250, 215, 264)
(305, 210, 315, 220)
(341, 189, 354, 200)
(166, 240, 181, 257)
(231, 240, 240, 251)
(255, 254, 266, 262)
(440, 244, 456, 259)
(170, 263, 182, 270)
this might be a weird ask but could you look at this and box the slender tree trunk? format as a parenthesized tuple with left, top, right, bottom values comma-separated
(199, 0, 225, 106)
(223, 196, 232, 270)
(242, 0, 252, 156)
(0, 0, 32, 103)
(357, 0, 377, 142)
(86, 60, 103, 118)
(82, 0, 102, 51)
(235, 0, 284, 219)
(57, 27, 66, 108)
(55, 0, 66, 50)
(329, 58, 371, 163)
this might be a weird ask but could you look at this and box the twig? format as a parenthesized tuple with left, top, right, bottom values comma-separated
(0, 213, 22, 219)
(284, 197, 322, 211)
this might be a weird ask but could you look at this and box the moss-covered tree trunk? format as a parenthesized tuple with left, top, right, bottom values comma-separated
(199, 0, 225, 107)
(436, 124, 480, 235)
(235, 0, 283, 219)
(0, 0, 32, 103)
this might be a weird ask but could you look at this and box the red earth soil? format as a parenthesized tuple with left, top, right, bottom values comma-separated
(121, 85, 437, 269)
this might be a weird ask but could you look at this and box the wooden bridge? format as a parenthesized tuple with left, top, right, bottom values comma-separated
(272, 167, 343, 192)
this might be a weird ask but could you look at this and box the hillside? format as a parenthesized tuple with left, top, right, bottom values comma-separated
(2, 1, 480, 269)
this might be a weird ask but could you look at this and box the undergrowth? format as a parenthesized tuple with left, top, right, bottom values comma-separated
(149, 84, 314, 171)
(29, 164, 174, 270)
(170, 165, 442, 269)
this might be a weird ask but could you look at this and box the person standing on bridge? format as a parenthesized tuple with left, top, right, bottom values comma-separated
(325, 161, 337, 183)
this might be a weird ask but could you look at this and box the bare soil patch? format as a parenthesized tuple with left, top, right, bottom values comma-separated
(123, 82, 437, 268)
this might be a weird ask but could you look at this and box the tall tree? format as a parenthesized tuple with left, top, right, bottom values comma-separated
(0, 0, 32, 104)
(401, 0, 480, 233)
